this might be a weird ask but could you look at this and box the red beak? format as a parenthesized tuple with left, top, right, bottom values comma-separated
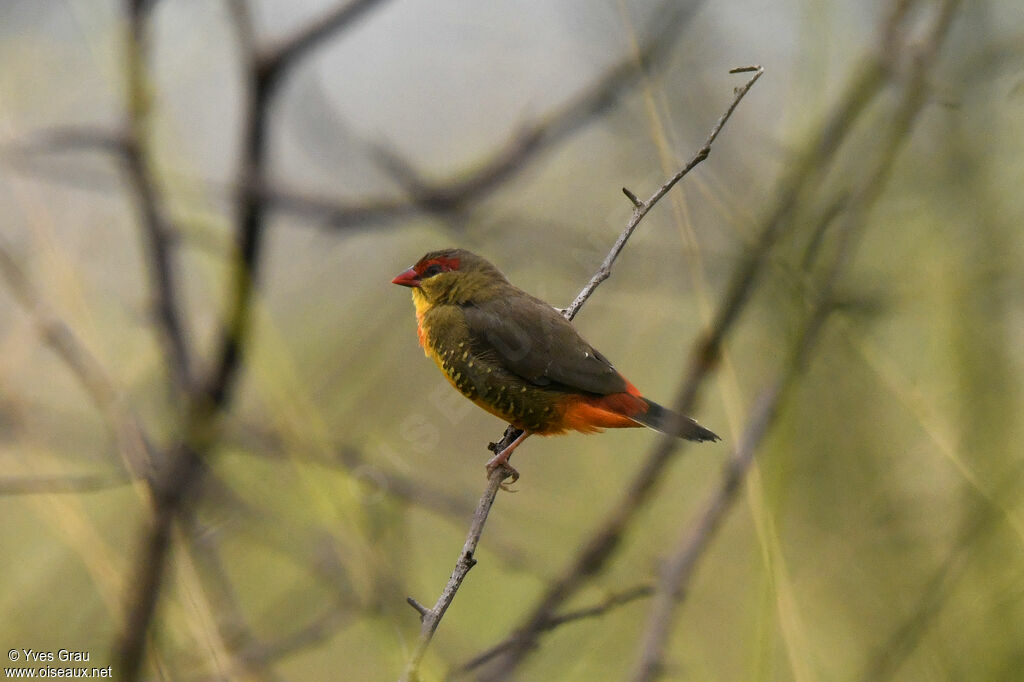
(391, 266, 421, 287)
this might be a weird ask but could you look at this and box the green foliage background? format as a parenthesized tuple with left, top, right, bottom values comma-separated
(1, 1, 1022, 680)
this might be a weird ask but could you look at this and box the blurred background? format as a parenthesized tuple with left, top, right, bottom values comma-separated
(1, 0, 1023, 680)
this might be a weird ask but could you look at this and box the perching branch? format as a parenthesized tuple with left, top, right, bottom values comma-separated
(398, 66, 763, 682)
(398, 469, 507, 681)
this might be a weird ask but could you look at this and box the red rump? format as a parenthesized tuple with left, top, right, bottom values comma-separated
(552, 377, 648, 434)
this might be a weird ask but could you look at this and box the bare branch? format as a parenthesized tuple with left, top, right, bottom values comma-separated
(0, 472, 133, 495)
(0, 239, 152, 478)
(180, 516, 358, 678)
(318, 0, 707, 226)
(124, 0, 194, 393)
(399, 469, 505, 681)
(563, 66, 763, 321)
(455, 585, 653, 675)
(6, 125, 127, 155)
(631, 3, 962, 678)
(630, 299, 837, 682)
(204, 1, 390, 406)
(114, 2, 395, 679)
(399, 66, 764, 681)
(335, 446, 478, 519)
(227, 439, 535, 571)
(222, 428, 481, 522)
(4, 117, 196, 397)
(859, 468, 1024, 682)
(116, 442, 206, 679)
(235, 605, 354, 669)
(621, 187, 643, 208)
(0, 1, 188, 498)
(258, 0, 391, 86)
(7, 2, 705, 236)
(226, 0, 258, 61)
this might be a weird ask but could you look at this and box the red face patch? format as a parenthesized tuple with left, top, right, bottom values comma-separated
(415, 256, 460, 278)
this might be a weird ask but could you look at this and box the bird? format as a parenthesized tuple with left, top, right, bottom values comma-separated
(391, 248, 719, 479)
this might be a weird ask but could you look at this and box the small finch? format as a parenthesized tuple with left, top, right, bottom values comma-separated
(392, 248, 719, 477)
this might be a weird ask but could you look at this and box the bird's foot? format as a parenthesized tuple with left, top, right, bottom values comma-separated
(485, 450, 520, 489)
(485, 430, 529, 490)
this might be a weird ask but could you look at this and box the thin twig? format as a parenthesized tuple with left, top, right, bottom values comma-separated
(859, 468, 1024, 682)
(7, 125, 126, 155)
(0, 239, 151, 478)
(400, 66, 763, 682)
(181, 517, 280, 682)
(399, 469, 506, 681)
(226, 437, 534, 570)
(183, 513, 358, 679)
(237, 605, 354, 669)
(336, 446, 478, 519)
(124, 0, 193, 393)
(258, 0, 386, 80)
(456, 585, 653, 674)
(222, 426, 482, 522)
(563, 65, 763, 321)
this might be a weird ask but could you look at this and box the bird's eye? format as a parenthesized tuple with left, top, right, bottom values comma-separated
(422, 264, 444, 278)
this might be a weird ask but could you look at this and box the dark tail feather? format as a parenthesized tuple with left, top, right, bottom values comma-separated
(634, 398, 720, 442)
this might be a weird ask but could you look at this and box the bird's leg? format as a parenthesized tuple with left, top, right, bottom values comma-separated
(485, 431, 529, 485)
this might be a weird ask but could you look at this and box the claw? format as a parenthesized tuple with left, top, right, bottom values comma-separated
(484, 431, 529, 486)
(490, 462, 519, 491)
